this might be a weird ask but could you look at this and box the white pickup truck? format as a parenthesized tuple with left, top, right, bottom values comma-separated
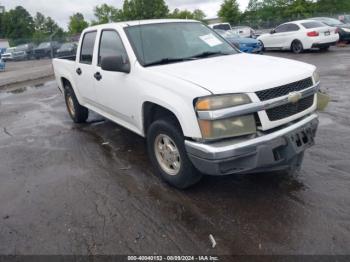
(53, 19, 320, 189)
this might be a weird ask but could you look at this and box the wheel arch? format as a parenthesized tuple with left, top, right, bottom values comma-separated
(142, 101, 183, 136)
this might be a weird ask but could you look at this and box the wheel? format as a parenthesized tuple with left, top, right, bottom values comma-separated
(291, 40, 303, 54)
(147, 117, 202, 189)
(258, 40, 265, 52)
(64, 84, 88, 123)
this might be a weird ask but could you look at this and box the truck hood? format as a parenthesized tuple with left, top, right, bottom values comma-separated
(148, 53, 315, 95)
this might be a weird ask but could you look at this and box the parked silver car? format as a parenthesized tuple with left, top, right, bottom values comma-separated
(1, 43, 35, 61)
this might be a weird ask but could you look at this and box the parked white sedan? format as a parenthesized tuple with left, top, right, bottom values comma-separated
(258, 20, 339, 53)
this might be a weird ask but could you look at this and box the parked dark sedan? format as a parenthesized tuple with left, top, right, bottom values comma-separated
(56, 43, 77, 58)
(309, 17, 350, 42)
(34, 41, 61, 59)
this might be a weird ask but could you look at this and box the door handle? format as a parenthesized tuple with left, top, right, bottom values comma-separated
(94, 72, 102, 81)
(76, 68, 82, 75)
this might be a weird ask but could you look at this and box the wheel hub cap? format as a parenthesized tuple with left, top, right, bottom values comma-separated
(154, 134, 181, 176)
(67, 95, 75, 117)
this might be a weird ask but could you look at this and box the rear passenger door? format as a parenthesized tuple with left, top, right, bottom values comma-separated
(75, 31, 98, 103)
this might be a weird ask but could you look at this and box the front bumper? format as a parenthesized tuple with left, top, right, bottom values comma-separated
(185, 114, 318, 176)
(241, 45, 263, 54)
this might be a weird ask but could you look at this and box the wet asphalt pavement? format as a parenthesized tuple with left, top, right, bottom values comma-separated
(0, 47, 349, 256)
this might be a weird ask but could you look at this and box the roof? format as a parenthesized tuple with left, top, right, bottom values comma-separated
(87, 19, 199, 30)
(284, 19, 321, 25)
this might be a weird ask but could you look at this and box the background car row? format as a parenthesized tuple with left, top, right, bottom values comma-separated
(210, 16, 349, 54)
(0, 41, 77, 61)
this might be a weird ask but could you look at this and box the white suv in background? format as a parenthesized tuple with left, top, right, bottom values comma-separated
(258, 20, 339, 53)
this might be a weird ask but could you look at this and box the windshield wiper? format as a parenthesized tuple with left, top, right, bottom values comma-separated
(144, 57, 190, 67)
(189, 51, 231, 59)
(144, 51, 231, 67)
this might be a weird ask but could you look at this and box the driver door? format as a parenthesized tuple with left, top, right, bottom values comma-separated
(267, 24, 289, 48)
(93, 29, 137, 129)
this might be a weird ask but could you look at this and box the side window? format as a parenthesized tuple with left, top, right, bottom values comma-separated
(275, 24, 289, 33)
(287, 24, 300, 32)
(80, 31, 97, 64)
(98, 30, 128, 66)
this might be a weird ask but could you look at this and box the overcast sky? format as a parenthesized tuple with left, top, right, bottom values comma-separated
(0, 0, 250, 29)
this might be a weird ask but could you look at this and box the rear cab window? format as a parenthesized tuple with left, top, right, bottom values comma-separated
(80, 31, 97, 64)
(302, 22, 325, 29)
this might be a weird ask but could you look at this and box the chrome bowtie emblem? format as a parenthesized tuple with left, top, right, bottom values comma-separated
(288, 91, 302, 104)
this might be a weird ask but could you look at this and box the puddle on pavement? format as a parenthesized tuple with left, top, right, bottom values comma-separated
(0, 78, 55, 99)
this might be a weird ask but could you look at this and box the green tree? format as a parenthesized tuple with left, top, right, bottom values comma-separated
(32, 13, 64, 43)
(68, 13, 89, 34)
(192, 9, 206, 21)
(123, 0, 169, 20)
(92, 3, 123, 24)
(218, 0, 241, 25)
(315, 0, 350, 13)
(2, 6, 34, 44)
(169, 8, 206, 21)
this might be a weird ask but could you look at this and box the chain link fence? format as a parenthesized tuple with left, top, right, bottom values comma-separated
(0, 34, 80, 62)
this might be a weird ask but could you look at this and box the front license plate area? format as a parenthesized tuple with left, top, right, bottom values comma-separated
(287, 126, 316, 153)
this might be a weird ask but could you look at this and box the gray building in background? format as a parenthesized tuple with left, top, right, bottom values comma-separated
(0, 6, 5, 14)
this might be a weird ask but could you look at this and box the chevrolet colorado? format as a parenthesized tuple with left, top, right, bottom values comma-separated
(53, 19, 320, 189)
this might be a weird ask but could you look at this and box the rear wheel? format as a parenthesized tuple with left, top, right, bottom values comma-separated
(64, 84, 88, 123)
(147, 117, 202, 189)
(291, 40, 303, 54)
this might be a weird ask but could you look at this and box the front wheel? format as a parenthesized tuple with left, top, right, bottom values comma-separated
(147, 118, 202, 189)
(291, 40, 303, 54)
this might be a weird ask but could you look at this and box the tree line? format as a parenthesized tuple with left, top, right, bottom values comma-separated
(219, 0, 350, 28)
(0, 0, 205, 46)
(0, 0, 349, 45)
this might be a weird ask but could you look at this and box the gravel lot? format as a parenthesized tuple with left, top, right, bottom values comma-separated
(0, 46, 349, 256)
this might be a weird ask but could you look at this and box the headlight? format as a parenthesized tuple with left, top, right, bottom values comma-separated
(195, 94, 251, 111)
(195, 94, 256, 140)
(313, 70, 320, 84)
(342, 27, 350, 33)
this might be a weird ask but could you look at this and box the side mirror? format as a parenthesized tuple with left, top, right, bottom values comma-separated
(101, 55, 130, 73)
(270, 29, 275, 34)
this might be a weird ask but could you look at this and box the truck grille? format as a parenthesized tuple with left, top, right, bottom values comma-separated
(266, 95, 314, 121)
(256, 77, 313, 101)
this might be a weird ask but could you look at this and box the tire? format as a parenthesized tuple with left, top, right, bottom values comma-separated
(291, 40, 303, 54)
(64, 84, 88, 123)
(147, 117, 202, 189)
(258, 40, 265, 52)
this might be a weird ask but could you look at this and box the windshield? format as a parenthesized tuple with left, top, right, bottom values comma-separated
(216, 29, 239, 39)
(6, 48, 15, 53)
(60, 43, 74, 50)
(125, 22, 237, 66)
(16, 45, 28, 51)
(302, 21, 325, 29)
(38, 42, 50, 48)
(315, 18, 343, 26)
